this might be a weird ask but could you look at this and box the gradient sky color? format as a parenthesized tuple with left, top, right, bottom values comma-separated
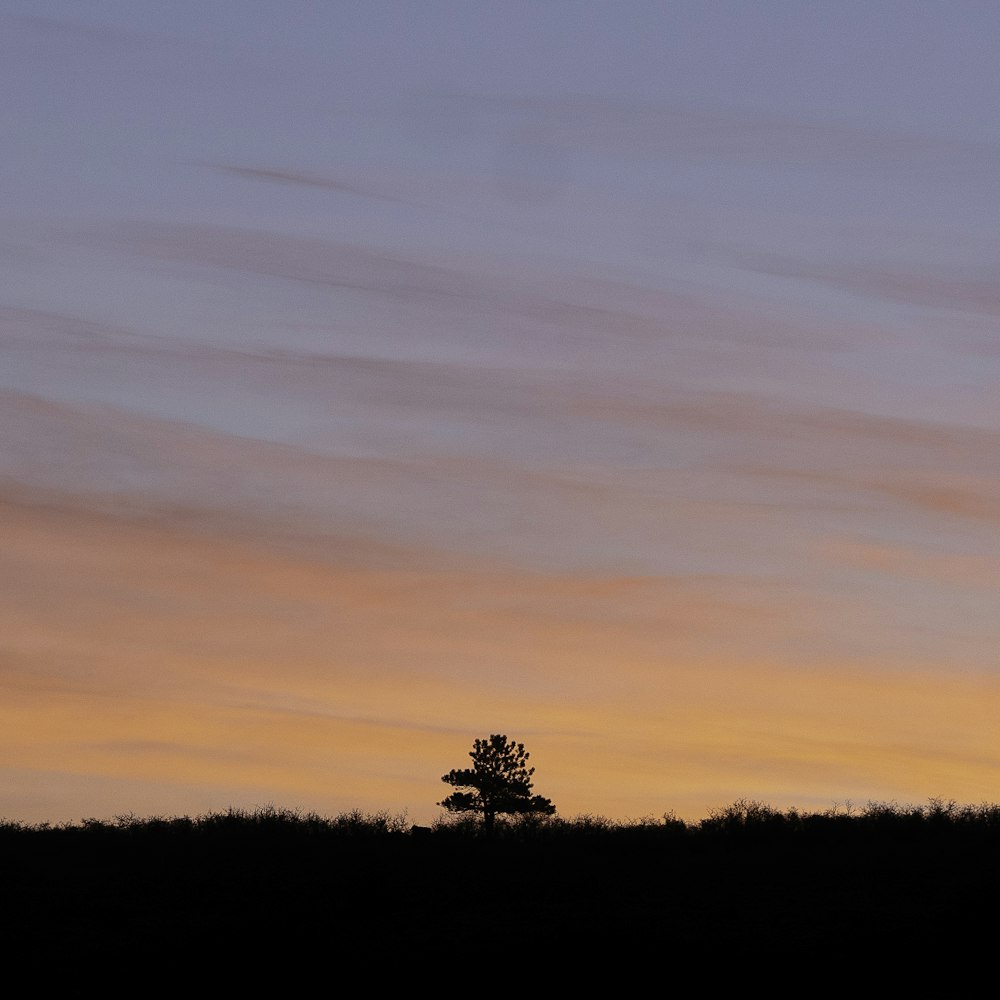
(3, 2, 1000, 824)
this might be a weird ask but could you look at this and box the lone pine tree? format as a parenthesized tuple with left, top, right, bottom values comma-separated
(439, 734, 556, 834)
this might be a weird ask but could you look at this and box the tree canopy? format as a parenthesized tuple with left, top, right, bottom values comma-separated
(439, 734, 556, 833)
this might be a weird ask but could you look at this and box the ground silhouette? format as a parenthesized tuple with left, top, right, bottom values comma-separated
(5, 799, 1000, 972)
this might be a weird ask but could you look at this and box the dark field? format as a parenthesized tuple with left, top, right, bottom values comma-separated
(6, 801, 998, 968)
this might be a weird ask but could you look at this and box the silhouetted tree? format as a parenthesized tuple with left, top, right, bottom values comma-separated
(439, 734, 556, 834)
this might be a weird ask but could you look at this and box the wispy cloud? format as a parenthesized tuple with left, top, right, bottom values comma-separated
(211, 163, 410, 204)
(711, 246, 1000, 316)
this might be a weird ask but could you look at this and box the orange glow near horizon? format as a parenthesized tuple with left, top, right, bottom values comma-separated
(6, 485, 1000, 825)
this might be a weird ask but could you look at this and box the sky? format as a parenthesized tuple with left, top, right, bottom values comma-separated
(3, 2, 1000, 824)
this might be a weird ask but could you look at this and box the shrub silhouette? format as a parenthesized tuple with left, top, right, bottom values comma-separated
(8, 799, 1000, 966)
(439, 733, 556, 834)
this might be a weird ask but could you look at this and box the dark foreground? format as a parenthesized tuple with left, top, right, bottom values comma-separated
(5, 802, 999, 970)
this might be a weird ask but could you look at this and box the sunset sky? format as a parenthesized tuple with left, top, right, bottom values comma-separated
(4, 2, 1000, 824)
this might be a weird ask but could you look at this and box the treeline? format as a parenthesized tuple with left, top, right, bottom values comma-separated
(6, 796, 1000, 840)
(8, 798, 1000, 967)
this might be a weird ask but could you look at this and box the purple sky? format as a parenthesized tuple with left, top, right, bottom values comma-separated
(3, 3, 1000, 823)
